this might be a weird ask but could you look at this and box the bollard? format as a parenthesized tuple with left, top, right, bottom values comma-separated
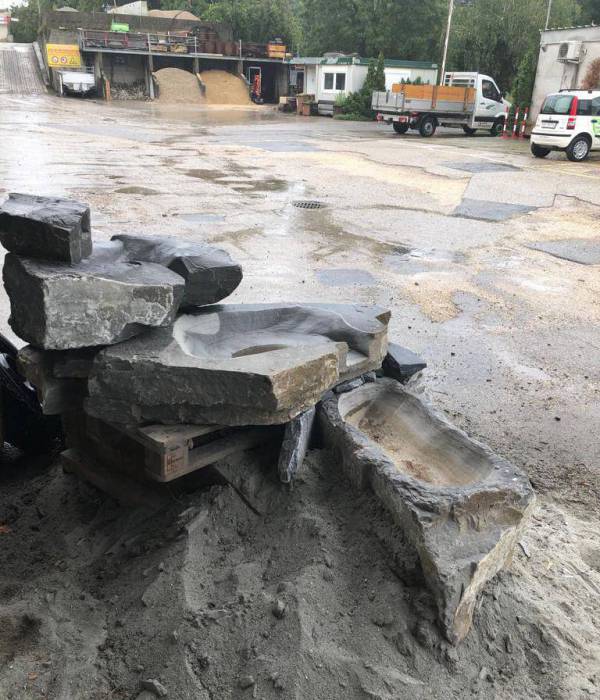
(501, 105, 510, 139)
(512, 107, 520, 138)
(520, 107, 529, 139)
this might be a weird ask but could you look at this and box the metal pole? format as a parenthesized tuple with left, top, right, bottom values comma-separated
(440, 0, 454, 84)
(545, 0, 553, 30)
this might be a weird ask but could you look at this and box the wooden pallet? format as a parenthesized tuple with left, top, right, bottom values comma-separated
(83, 415, 280, 483)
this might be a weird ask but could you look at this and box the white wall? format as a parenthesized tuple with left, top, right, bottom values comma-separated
(531, 26, 600, 122)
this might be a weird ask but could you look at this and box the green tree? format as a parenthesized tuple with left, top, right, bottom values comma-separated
(512, 48, 537, 107)
(204, 0, 301, 46)
(448, 0, 581, 96)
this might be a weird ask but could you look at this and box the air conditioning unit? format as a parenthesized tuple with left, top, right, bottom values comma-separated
(557, 41, 583, 63)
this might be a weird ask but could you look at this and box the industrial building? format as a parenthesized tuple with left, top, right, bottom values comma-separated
(39, 8, 289, 102)
(531, 24, 600, 122)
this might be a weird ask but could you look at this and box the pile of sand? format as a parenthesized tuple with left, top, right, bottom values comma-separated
(200, 69, 251, 105)
(154, 67, 202, 104)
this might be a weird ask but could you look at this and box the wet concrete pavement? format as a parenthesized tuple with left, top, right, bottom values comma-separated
(1, 94, 599, 514)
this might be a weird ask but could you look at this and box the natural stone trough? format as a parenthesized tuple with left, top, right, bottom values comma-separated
(0, 192, 535, 645)
(319, 378, 535, 644)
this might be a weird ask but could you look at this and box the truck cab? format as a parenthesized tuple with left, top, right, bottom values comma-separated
(443, 72, 510, 135)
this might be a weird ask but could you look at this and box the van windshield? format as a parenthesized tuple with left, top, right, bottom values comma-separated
(541, 94, 574, 115)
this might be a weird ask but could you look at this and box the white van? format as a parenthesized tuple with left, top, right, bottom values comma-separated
(530, 90, 600, 161)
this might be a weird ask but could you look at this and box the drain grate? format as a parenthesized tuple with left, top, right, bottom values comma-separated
(292, 200, 325, 210)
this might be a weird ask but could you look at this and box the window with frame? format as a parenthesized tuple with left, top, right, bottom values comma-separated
(324, 72, 334, 90)
(482, 79, 499, 101)
(335, 73, 345, 90)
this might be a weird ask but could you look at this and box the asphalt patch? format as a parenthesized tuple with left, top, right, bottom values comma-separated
(444, 161, 521, 174)
(453, 198, 536, 222)
(527, 238, 600, 265)
(316, 268, 377, 287)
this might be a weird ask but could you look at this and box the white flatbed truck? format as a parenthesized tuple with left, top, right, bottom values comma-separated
(372, 72, 510, 137)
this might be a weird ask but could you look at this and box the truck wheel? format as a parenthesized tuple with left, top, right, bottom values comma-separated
(530, 143, 550, 158)
(419, 116, 436, 137)
(462, 126, 476, 136)
(393, 122, 409, 135)
(566, 135, 591, 162)
(490, 119, 504, 137)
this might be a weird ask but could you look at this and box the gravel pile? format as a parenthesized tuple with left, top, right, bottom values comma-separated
(200, 69, 251, 105)
(154, 68, 202, 104)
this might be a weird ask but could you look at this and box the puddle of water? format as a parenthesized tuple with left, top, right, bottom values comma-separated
(444, 161, 521, 174)
(244, 141, 320, 153)
(527, 239, 600, 265)
(114, 186, 161, 195)
(185, 169, 227, 181)
(316, 268, 377, 287)
(179, 213, 226, 224)
(453, 198, 535, 222)
(184, 168, 287, 192)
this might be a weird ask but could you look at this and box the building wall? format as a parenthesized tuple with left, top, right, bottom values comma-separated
(531, 25, 600, 122)
(104, 53, 146, 86)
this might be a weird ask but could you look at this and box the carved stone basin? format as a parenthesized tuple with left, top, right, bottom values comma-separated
(86, 303, 390, 427)
(319, 378, 535, 644)
(339, 382, 494, 487)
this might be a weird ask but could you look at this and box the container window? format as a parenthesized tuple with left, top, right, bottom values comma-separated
(324, 73, 334, 90)
(335, 73, 346, 90)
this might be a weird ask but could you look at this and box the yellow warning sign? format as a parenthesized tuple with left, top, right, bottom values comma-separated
(46, 44, 81, 69)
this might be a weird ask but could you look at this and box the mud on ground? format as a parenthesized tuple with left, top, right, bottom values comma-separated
(0, 444, 598, 700)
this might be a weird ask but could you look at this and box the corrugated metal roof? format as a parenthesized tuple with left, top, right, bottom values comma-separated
(289, 55, 437, 69)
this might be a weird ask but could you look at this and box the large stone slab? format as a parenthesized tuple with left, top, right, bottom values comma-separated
(319, 378, 535, 644)
(86, 303, 390, 426)
(0, 193, 92, 263)
(3, 243, 185, 350)
(111, 234, 242, 306)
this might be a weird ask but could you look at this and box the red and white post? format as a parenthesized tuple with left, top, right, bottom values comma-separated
(512, 107, 520, 138)
(520, 107, 529, 139)
(501, 104, 510, 139)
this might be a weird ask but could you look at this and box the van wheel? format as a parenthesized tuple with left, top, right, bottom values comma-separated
(531, 143, 551, 158)
(462, 126, 476, 136)
(419, 116, 437, 137)
(393, 122, 409, 135)
(566, 135, 591, 162)
(490, 119, 504, 137)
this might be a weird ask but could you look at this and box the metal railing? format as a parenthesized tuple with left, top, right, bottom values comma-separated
(78, 30, 282, 60)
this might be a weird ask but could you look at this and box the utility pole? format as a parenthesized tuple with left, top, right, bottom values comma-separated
(545, 0, 553, 30)
(440, 0, 454, 84)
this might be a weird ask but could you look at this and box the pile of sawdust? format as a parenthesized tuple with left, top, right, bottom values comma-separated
(154, 67, 202, 104)
(200, 69, 251, 105)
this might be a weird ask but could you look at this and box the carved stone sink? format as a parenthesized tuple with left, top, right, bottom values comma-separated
(86, 303, 390, 427)
(319, 378, 535, 644)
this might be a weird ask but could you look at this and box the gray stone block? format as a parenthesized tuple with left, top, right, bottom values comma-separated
(0, 193, 92, 263)
(17, 346, 87, 415)
(111, 234, 242, 306)
(277, 406, 316, 483)
(3, 243, 185, 350)
(85, 303, 390, 426)
(382, 343, 426, 383)
(319, 378, 535, 644)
